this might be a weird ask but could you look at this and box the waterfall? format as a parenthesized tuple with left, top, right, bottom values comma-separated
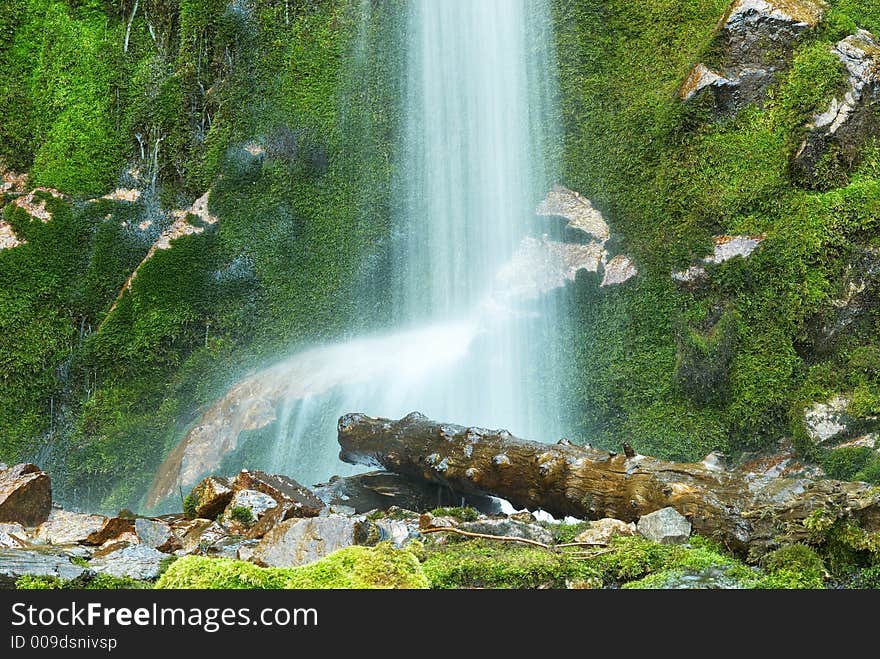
(148, 0, 565, 505)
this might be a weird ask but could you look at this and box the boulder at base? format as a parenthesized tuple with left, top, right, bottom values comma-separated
(0, 464, 51, 526)
(89, 544, 167, 581)
(251, 515, 361, 567)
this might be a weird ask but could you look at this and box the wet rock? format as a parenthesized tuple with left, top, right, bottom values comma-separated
(232, 470, 324, 519)
(637, 507, 692, 545)
(0, 463, 52, 526)
(34, 509, 107, 546)
(600, 255, 638, 287)
(85, 517, 136, 546)
(251, 515, 361, 567)
(313, 471, 499, 515)
(0, 220, 24, 250)
(574, 518, 637, 545)
(236, 540, 260, 562)
(221, 489, 278, 534)
(0, 549, 87, 588)
(805, 395, 853, 444)
(135, 518, 182, 553)
(205, 536, 254, 560)
(179, 519, 227, 555)
(536, 185, 611, 242)
(673, 235, 765, 286)
(89, 544, 166, 581)
(739, 439, 825, 478)
(681, 0, 826, 114)
(191, 475, 233, 519)
(792, 30, 880, 188)
(0, 522, 28, 548)
(648, 566, 747, 589)
(374, 519, 415, 548)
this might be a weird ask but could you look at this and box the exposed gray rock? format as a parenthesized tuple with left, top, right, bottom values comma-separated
(222, 489, 278, 534)
(680, 0, 827, 114)
(0, 522, 27, 548)
(812, 246, 880, 349)
(637, 507, 692, 544)
(251, 515, 360, 567)
(805, 395, 853, 444)
(179, 519, 227, 555)
(673, 235, 765, 285)
(574, 518, 637, 545)
(792, 30, 880, 187)
(231, 470, 324, 518)
(375, 519, 417, 548)
(0, 463, 51, 526)
(0, 549, 87, 588)
(89, 544, 166, 581)
(34, 509, 107, 546)
(601, 255, 638, 287)
(135, 518, 182, 553)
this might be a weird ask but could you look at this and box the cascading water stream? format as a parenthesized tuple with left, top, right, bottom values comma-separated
(148, 0, 565, 507)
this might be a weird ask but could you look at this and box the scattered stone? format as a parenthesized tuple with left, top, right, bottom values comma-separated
(89, 544, 166, 581)
(574, 518, 637, 545)
(34, 510, 107, 546)
(251, 515, 361, 568)
(0, 549, 87, 588)
(374, 519, 414, 548)
(637, 507, 692, 545)
(191, 476, 233, 519)
(739, 439, 825, 478)
(236, 540, 259, 562)
(135, 518, 182, 553)
(179, 519, 227, 555)
(0, 463, 52, 526)
(457, 519, 554, 545)
(11, 188, 65, 222)
(792, 30, 880, 187)
(232, 470, 324, 519)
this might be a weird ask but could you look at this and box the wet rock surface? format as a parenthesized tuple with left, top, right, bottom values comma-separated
(34, 509, 108, 546)
(89, 545, 166, 581)
(680, 0, 827, 114)
(792, 30, 880, 188)
(0, 549, 87, 588)
(251, 515, 361, 568)
(135, 518, 182, 553)
(191, 476, 233, 519)
(0, 463, 51, 526)
(637, 507, 692, 545)
(575, 518, 637, 545)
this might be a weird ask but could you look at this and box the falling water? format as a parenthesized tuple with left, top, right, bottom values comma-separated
(149, 0, 564, 505)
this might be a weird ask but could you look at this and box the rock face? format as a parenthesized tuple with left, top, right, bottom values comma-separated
(0, 220, 24, 250)
(0, 463, 51, 526)
(792, 31, 880, 187)
(222, 489, 278, 533)
(637, 507, 692, 544)
(251, 515, 361, 568)
(456, 518, 554, 545)
(574, 518, 637, 545)
(232, 470, 324, 519)
(803, 395, 878, 449)
(0, 549, 87, 588)
(673, 234, 765, 286)
(89, 544, 167, 581)
(191, 476, 233, 519)
(680, 0, 826, 114)
(34, 509, 107, 545)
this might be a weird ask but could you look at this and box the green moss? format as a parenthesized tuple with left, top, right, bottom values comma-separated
(228, 505, 254, 526)
(421, 539, 600, 589)
(16, 573, 151, 590)
(428, 507, 479, 522)
(752, 544, 826, 589)
(156, 543, 428, 589)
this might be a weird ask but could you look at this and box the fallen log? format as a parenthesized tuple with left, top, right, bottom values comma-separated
(338, 412, 880, 556)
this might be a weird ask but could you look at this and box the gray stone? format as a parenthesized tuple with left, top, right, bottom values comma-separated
(0, 522, 27, 548)
(222, 489, 278, 533)
(89, 544, 166, 581)
(251, 515, 359, 567)
(458, 518, 554, 545)
(637, 507, 692, 545)
(135, 518, 182, 553)
(34, 510, 107, 546)
(179, 519, 227, 555)
(0, 549, 87, 588)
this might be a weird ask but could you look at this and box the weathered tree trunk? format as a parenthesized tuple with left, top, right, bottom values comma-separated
(338, 412, 880, 556)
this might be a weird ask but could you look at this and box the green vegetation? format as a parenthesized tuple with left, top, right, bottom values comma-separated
(16, 573, 151, 590)
(553, 0, 880, 467)
(155, 543, 429, 589)
(428, 507, 479, 522)
(228, 505, 254, 525)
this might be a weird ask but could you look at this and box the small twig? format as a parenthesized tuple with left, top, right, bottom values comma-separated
(555, 541, 609, 548)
